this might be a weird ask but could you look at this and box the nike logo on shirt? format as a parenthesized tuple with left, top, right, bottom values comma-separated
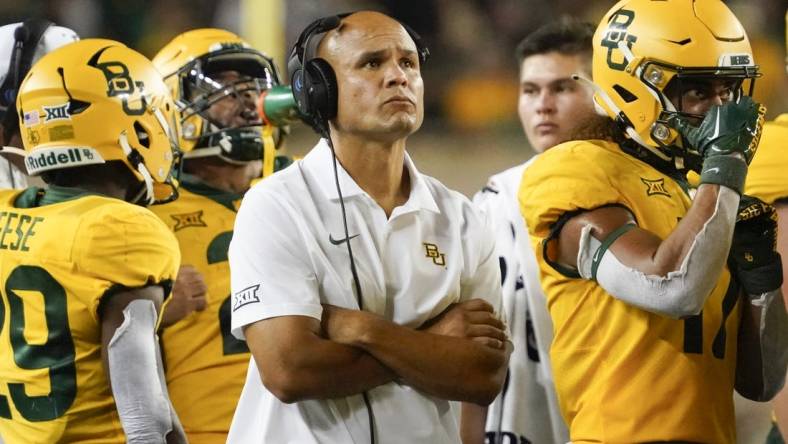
(329, 233, 359, 245)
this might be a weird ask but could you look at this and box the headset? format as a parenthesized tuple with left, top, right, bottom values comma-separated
(287, 12, 429, 137)
(287, 13, 429, 444)
(0, 18, 53, 142)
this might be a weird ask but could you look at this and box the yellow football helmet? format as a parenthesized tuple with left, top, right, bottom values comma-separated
(15, 38, 180, 204)
(590, 0, 759, 167)
(153, 28, 283, 176)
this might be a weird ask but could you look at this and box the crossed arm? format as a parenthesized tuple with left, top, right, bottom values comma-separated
(243, 298, 511, 406)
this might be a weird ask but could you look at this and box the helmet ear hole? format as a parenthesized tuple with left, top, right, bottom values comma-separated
(68, 99, 91, 115)
(134, 121, 151, 148)
(613, 84, 638, 103)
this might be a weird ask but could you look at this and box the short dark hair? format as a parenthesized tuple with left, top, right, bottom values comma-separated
(515, 18, 595, 64)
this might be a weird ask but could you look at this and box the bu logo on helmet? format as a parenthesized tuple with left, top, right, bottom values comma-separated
(91, 60, 148, 116)
(600, 9, 638, 71)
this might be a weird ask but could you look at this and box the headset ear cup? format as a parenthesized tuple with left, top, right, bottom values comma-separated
(290, 68, 311, 119)
(304, 58, 338, 123)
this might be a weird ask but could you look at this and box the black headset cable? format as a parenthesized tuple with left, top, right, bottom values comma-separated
(325, 131, 376, 444)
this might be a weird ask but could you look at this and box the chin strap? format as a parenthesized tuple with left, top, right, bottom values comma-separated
(119, 131, 155, 205)
(118, 107, 178, 205)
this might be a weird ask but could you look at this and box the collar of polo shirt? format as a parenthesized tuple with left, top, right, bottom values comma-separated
(307, 139, 440, 215)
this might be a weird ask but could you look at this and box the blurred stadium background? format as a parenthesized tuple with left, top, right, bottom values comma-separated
(2, 0, 786, 196)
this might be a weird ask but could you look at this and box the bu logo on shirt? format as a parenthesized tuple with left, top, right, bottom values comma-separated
(423, 242, 446, 266)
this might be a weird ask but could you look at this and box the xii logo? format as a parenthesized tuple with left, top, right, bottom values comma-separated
(171, 210, 207, 231)
(423, 242, 446, 266)
(43, 104, 70, 122)
(641, 177, 671, 198)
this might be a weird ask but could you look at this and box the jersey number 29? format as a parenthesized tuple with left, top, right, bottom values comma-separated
(0, 265, 76, 421)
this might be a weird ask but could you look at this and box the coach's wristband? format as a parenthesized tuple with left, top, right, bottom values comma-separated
(699, 155, 748, 194)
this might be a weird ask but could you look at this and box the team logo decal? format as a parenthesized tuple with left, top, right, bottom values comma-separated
(43, 103, 71, 122)
(170, 210, 207, 231)
(641, 177, 671, 198)
(26, 128, 40, 145)
(90, 57, 148, 116)
(423, 242, 446, 266)
(600, 8, 638, 71)
(233, 284, 261, 311)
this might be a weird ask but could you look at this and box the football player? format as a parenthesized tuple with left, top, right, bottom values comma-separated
(518, 0, 788, 442)
(150, 28, 289, 444)
(0, 39, 185, 443)
(473, 18, 595, 444)
(0, 19, 78, 188)
(744, 9, 788, 443)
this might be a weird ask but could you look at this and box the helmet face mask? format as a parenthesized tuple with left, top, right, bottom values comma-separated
(16, 38, 181, 205)
(591, 0, 760, 168)
(180, 68, 268, 163)
(153, 30, 284, 172)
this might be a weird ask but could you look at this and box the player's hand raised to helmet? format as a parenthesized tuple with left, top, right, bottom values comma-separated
(668, 96, 766, 164)
(667, 96, 766, 193)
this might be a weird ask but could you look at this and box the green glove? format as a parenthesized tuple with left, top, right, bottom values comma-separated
(667, 96, 766, 193)
(729, 195, 783, 294)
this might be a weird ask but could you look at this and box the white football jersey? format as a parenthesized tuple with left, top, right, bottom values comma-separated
(473, 158, 569, 444)
(0, 158, 26, 189)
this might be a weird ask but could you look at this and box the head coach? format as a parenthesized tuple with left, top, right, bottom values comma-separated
(226, 10, 512, 444)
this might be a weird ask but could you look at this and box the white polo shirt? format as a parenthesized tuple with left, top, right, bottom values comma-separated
(228, 139, 502, 444)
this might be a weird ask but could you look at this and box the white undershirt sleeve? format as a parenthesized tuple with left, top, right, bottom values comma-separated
(108, 300, 173, 444)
